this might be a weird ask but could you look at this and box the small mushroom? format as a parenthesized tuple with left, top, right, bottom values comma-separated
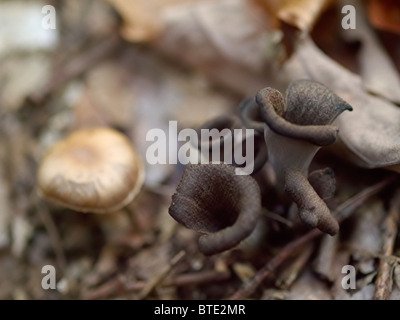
(37, 127, 145, 214)
(256, 79, 353, 235)
(169, 163, 261, 255)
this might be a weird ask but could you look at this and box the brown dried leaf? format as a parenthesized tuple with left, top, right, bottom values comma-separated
(284, 37, 400, 172)
(286, 270, 332, 300)
(368, 0, 400, 35)
(342, 0, 400, 104)
(107, 0, 198, 42)
(277, 0, 330, 32)
(115, 0, 280, 96)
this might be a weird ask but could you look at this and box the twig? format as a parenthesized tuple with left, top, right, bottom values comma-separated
(275, 244, 314, 289)
(138, 250, 186, 299)
(263, 209, 294, 228)
(229, 175, 396, 300)
(374, 189, 400, 300)
(83, 269, 230, 300)
(313, 234, 339, 282)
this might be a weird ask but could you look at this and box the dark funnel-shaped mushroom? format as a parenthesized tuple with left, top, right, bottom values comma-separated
(169, 163, 261, 255)
(256, 79, 353, 235)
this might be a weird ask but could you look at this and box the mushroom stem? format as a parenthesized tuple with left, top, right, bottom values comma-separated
(264, 129, 320, 193)
(284, 168, 339, 235)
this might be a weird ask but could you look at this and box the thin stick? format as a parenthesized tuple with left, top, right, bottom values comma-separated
(138, 250, 186, 299)
(83, 269, 231, 300)
(374, 189, 400, 300)
(229, 176, 396, 300)
(275, 244, 314, 289)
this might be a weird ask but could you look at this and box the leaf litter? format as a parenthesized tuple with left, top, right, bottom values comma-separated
(0, 0, 400, 300)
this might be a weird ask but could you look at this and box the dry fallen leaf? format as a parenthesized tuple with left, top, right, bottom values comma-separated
(109, 0, 281, 96)
(342, 0, 400, 104)
(368, 0, 400, 35)
(276, 0, 330, 33)
(106, 0, 199, 42)
(284, 37, 400, 173)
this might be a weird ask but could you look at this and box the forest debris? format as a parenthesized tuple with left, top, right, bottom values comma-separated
(126, 49, 234, 186)
(285, 270, 332, 300)
(341, 0, 400, 104)
(156, 204, 178, 243)
(128, 242, 173, 281)
(389, 287, 400, 300)
(11, 214, 33, 258)
(276, 244, 314, 289)
(329, 250, 352, 299)
(232, 262, 256, 283)
(28, 36, 120, 105)
(151, 0, 281, 96)
(57, 257, 92, 297)
(108, 0, 275, 71)
(0, 139, 12, 248)
(346, 200, 385, 275)
(138, 250, 185, 299)
(351, 284, 375, 300)
(261, 288, 287, 300)
(374, 190, 400, 300)
(36, 201, 67, 272)
(395, 264, 400, 289)
(73, 60, 137, 129)
(90, 245, 118, 281)
(313, 234, 339, 283)
(61, 0, 118, 39)
(229, 176, 394, 299)
(277, 0, 330, 33)
(0, 54, 51, 112)
(0, 1, 58, 57)
(368, 0, 400, 35)
(83, 268, 231, 299)
(106, 0, 185, 42)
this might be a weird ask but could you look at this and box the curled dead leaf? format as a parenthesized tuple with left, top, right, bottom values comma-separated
(276, 0, 330, 32)
(106, 0, 197, 42)
(342, 0, 400, 104)
(368, 0, 400, 35)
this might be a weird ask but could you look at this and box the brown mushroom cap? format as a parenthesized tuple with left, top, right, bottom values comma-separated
(37, 127, 145, 214)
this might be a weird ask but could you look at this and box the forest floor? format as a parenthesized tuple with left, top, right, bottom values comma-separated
(0, 0, 399, 300)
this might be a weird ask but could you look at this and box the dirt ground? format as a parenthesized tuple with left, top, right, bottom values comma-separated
(0, 0, 400, 300)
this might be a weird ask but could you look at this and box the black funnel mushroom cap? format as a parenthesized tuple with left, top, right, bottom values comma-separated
(257, 79, 353, 146)
(169, 163, 261, 255)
